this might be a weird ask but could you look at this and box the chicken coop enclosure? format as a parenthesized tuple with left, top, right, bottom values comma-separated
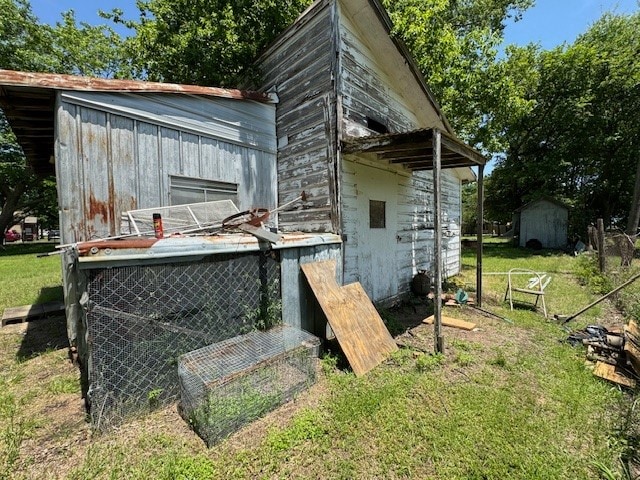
(65, 233, 341, 431)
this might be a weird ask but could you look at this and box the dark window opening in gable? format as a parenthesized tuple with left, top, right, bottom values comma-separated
(170, 175, 238, 206)
(367, 117, 389, 134)
(370, 200, 386, 229)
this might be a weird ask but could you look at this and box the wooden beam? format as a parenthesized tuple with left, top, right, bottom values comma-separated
(423, 315, 476, 330)
(440, 131, 486, 165)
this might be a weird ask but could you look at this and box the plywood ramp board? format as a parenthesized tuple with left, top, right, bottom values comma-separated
(301, 260, 398, 376)
(624, 340, 640, 376)
(423, 315, 476, 331)
(593, 361, 636, 388)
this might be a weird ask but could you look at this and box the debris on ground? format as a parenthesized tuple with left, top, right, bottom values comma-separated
(566, 322, 639, 388)
(422, 315, 476, 331)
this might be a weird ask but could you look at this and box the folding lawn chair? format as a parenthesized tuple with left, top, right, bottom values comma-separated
(504, 268, 551, 318)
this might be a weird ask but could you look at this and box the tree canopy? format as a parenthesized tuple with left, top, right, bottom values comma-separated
(0, 0, 126, 237)
(109, 0, 313, 87)
(486, 11, 640, 236)
(382, 0, 533, 153)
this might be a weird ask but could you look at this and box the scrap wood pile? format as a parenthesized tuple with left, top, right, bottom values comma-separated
(567, 320, 640, 388)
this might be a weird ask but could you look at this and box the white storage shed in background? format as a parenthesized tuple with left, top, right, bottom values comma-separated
(515, 197, 569, 249)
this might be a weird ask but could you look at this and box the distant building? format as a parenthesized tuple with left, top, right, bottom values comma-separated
(514, 198, 569, 249)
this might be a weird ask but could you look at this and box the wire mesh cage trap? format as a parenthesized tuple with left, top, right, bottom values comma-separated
(85, 250, 281, 431)
(178, 324, 320, 446)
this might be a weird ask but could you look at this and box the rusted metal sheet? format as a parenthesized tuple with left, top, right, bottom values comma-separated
(0, 69, 270, 102)
(55, 91, 277, 243)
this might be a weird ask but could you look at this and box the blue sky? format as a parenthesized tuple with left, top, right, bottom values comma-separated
(503, 0, 638, 48)
(30, 0, 639, 48)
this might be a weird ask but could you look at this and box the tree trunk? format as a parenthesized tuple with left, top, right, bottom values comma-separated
(0, 182, 26, 237)
(622, 158, 640, 266)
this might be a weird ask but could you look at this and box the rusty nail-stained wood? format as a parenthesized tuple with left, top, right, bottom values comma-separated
(432, 129, 444, 354)
(477, 163, 484, 307)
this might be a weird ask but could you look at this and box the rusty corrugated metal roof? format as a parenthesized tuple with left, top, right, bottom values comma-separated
(0, 70, 272, 176)
(0, 70, 270, 101)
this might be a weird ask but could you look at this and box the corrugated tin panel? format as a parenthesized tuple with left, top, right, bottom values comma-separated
(256, 1, 337, 232)
(55, 93, 277, 243)
(61, 91, 276, 153)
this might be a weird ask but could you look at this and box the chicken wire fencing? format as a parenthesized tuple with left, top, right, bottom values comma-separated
(85, 250, 281, 431)
(178, 325, 321, 446)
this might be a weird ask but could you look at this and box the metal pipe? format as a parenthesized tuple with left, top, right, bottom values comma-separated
(433, 129, 444, 354)
(559, 271, 640, 323)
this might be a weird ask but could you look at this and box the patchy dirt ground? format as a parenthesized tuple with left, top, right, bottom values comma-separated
(0, 292, 634, 479)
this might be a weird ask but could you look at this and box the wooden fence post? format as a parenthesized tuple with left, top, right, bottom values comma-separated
(597, 218, 606, 273)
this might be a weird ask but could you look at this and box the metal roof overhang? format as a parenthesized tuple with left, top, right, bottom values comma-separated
(342, 127, 487, 354)
(341, 128, 486, 172)
(0, 69, 272, 177)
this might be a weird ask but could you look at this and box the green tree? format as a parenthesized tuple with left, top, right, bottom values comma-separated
(461, 182, 478, 234)
(0, 115, 57, 240)
(109, 0, 312, 87)
(486, 11, 640, 243)
(51, 10, 130, 78)
(382, 0, 534, 153)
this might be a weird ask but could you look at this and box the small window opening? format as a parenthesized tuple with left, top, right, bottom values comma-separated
(367, 117, 389, 134)
(370, 200, 386, 228)
(170, 175, 238, 206)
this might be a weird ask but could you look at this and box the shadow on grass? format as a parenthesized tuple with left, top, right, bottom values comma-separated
(0, 242, 58, 257)
(16, 285, 67, 361)
(464, 242, 566, 260)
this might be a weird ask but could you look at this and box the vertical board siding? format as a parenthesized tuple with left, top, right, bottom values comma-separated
(56, 102, 82, 243)
(256, 2, 336, 232)
(56, 92, 276, 241)
(280, 242, 342, 336)
(519, 200, 568, 248)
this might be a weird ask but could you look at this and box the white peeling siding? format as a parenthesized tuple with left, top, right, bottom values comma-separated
(342, 158, 463, 303)
(338, 3, 445, 136)
(255, 1, 336, 232)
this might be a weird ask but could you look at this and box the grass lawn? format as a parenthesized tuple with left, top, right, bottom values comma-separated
(0, 242, 63, 308)
(0, 241, 638, 479)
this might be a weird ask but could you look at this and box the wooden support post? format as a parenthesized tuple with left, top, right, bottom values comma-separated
(476, 164, 484, 307)
(432, 129, 444, 354)
(597, 218, 606, 273)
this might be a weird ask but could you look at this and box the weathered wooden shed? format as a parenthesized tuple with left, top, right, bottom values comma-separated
(0, 71, 278, 242)
(514, 198, 569, 249)
(253, 0, 485, 304)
